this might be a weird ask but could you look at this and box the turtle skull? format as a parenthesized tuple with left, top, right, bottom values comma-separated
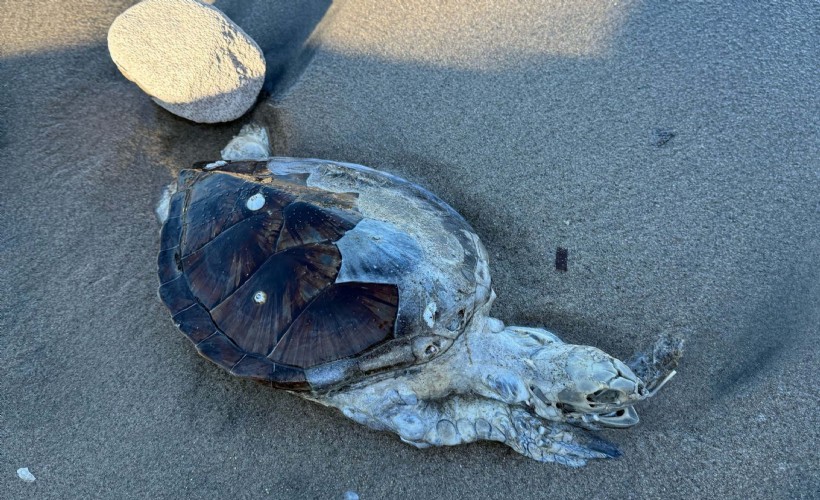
(526, 344, 647, 429)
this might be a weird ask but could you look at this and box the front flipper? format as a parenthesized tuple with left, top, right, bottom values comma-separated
(507, 407, 620, 467)
(320, 388, 619, 466)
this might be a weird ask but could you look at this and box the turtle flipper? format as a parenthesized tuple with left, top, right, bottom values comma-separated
(220, 124, 270, 161)
(320, 385, 618, 466)
(328, 391, 517, 449)
(506, 408, 620, 467)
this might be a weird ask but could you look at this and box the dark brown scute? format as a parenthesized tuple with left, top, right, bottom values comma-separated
(275, 201, 361, 251)
(158, 164, 399, 389)
(172, 304, 218, 343)
(158, 276, 196, 315)
(182, 211, 285, 309)
(157, 247, 182, 285)
(269, 365, 310, 390)
(209, 243, 343, 355)
(181, 174, 289, 257)
(230, 355, 276, 380)
(269, 282, 399, 369)
(195, 331, 246, 370)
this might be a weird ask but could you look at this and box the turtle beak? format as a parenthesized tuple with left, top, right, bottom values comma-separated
(584, 405, 640, 428)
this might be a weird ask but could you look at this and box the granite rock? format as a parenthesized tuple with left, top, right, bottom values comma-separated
(107, 0, 265, 123)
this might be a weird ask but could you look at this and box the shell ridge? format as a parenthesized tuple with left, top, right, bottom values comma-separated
(229, 353, 248, 371)
(195, 331, 219, 346)
(181, 210, 276, 261)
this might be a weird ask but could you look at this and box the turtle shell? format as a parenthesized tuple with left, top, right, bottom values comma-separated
(158, 158, 491, 391)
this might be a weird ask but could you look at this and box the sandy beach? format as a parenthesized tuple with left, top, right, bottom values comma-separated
(2, 1, 818, 498)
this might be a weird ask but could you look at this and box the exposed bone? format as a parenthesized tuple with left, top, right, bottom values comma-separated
(311, 310, 658, 466)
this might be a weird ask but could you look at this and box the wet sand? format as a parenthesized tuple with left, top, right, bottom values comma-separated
(2, 1, 818, 498)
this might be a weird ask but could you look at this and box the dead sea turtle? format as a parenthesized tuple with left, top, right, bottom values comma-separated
(157, 126, 680, 466)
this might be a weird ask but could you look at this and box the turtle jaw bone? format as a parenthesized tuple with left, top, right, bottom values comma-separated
(565, 404, 640, 429)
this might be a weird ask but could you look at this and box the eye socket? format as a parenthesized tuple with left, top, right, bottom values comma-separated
(587, 389, 622, 404)
(530, 385, 551, 405)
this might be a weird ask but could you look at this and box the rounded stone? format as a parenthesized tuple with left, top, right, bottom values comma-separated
(107, 0, 266, 123)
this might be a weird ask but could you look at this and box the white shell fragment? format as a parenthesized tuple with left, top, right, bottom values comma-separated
(221, 124, 271, 160)
(155, 182, 177, 223)
(107, 0, 266, 123)
(253, 291, 267, 304)
(203, 160, 227, 171)
(17, 467, 35, 482)
(423, 302, 437, 328)
(246, 193, 265, 211)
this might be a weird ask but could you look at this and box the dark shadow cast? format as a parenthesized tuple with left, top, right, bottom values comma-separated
(712, 247, 820, 396)
(214, 0, 333, 96)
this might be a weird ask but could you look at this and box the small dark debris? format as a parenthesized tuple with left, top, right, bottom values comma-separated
(651, 128, 676, 147)
(555, 247, 568, 272)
